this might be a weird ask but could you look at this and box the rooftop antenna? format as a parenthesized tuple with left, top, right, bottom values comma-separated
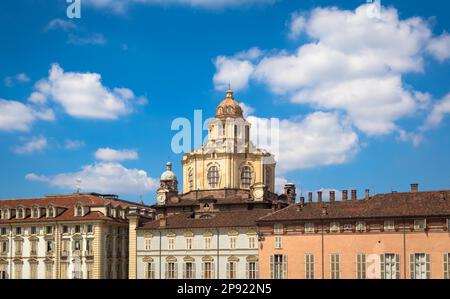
(75, 178, 82, 194)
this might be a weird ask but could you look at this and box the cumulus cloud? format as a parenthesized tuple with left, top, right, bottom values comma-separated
(0, 100, 36, 131)
(248, 112, 359, 173)
(14, 136, 48, 155)
(95, 148, 138, 161)
(275, 176, 288, 193)
(239, 102, 255, 117)
(214, 3, 450, 140)
(84, 0, 275, 12)
(4, 73, 30, 87)
(422, 92, 450, 130)
(31, 63, 146, 120)
(26, 162, 159, 195)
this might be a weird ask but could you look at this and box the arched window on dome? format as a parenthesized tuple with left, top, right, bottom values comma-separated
(207, 166, 219, 188)
(241, 166, 252, 189)
(188, 169, 194, 191)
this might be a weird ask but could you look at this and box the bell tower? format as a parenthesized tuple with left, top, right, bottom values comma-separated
(156, 162, 178, 206)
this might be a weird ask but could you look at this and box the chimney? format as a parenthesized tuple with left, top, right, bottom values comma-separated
(308, 192, 313, 202)
(410, 183, 418, 193)
(300, 196, 305, 206)
(365, 189, 370, 200)
(284, 183, 296, 203)
(330, 191, 335, 202)
(317, 191, 322, 202)
(342, 190, 348, 201)
(351, 189, 357, 201)
(159, 216, 166, 228)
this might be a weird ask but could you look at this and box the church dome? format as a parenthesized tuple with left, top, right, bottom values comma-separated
(215, 89, 244, 120)
(160, 162, 177, 181)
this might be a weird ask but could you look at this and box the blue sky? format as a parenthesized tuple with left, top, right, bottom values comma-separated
(0, 0, 449, 204)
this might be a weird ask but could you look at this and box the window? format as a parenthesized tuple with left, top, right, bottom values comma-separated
(168, 237, 175, 250)
(207, 166, 219, 188)
(1, 241, 8, 254)
(63, 225, 69, 234)
(384, 220, 395, 231)
(305, 222, 314, 233)
(186, 237, 193, 250)
(15, 240, 23, 255)
(14, 263, 23, 279)
(86, 263, 93, 279)
(381, 253, 400, 279)
(248, 236, 256, 249)
(73, 240, 82, 252)
(86, 239, 93, 254)
(343, 224, 353, 231)
(356, 221, 366, 232)
(146, 262, 155, 279)
(145, 238, 152, 250)
(0, 264, 7, 279)
(270, 254, 287, 279)
(30, 240, 38, 256)
(227, 261, 237, 279)
(246, 261, 258, 279)
(15, 227, 22, 235)
(75, 225, 81, 233)
(204, 237, 211, 249)
(46, 240, 54, 253)
(330, 254, 340, 279)
(444, 253, 450, 279)
(30, 263, 38, 279)
(241, 166, 252, 189)
(1, 227, 6, 235)
(410, 253, 430, 279)
(414, 219, 426, 230)
(275, 236, 282, 249)
(61, 263, 68, 279)
(30, 226, 37, 235)
(46, 226, 53, 235)
(188, 169, 194, 191)
(183, 262, 195, 279)
(274, 223, 283, 234)
(62, 239, 69, 255)
(357, 254, 367, 279)
(305, 254, 315, 279)
(17, 208, 23, 219)
(330, 222, 340, 232)
(165, 262, 177, 279)
(87, 224, 93, 233)
(32, 208, 39, 218)
(202, 261, 214, 279)
(229, 236, 237, 249)
(447, 219, 450, 231)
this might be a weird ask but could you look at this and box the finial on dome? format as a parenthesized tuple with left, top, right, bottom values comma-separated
(166, 161, 172, 170)
(226, 88, 234, 99)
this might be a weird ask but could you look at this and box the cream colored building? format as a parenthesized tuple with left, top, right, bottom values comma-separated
(0, 193, 151, 279)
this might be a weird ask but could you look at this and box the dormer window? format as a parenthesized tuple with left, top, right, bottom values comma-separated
(75, 204, 84, 217)
(32, 206, 39, 219)
(17, 208, 24, 219)
(2, 209, 9, 220)
(47, 206, 55, 218)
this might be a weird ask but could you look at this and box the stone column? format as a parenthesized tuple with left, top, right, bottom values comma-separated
(93, 223, 105, 279)
(127, 215, 139, 279)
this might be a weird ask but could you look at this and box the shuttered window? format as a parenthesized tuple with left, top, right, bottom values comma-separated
(202, 262, 214, 279)
(381, 253, 400, 279)
(330, 254, 340, 279)
(227, 261, 237, 279)
(146, 262, 155, 279)
(246, 261, 258, 279)
(444, 253, 450, 279)
(270, 254, 287, 279)
(357, 253, 367, 279)
(183, 262, 195, 279)
(305, 254, 314, 279)
(410, 253, 430, 279)
(275, 236, 282, 249)
(165, 262, 177, 279)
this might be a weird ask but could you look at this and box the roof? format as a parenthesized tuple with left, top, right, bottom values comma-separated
(140, 209, 273, 229)
(0, 193, 150, 224)
(258, 190, 450, 222)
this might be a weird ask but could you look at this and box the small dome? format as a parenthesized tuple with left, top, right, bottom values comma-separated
(160, 162, 177, 181)
(215, 89, 243, 120)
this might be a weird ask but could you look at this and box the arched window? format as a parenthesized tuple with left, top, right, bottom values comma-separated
(241, 166, 252, 189)
(207, 166, 219, 188)
(76, 205, 83, 217)
(17, 208, 24, 219)
(32, 207, 39, 218)
(188, 169, 193, 191)
(47, 206, 54, 218)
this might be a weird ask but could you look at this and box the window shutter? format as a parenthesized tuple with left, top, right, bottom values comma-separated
(165, 263, 168, 279)
(175, 262, 178, 279)
(283, 255, 288, 279)
(256, 261, 259, 279)
(362, 254, 367, 279)
(444, 254, 449, 279)
(226, 262, 230, 279)
(245, 262, 249, 279)
(395, 254, 400, 279)
(410, 254, 415, 279)
(212, 262, 215, 279)
(426, 254, 431, 279)
(270, 255, 274, 279)
(183, 263, 186, 279)
(193, 263, 196, 279)
(380, 254, 385, 279)
(201, 262, 205, 279)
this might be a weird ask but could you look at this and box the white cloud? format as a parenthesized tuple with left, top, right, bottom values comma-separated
(14, 136, 48, 155)
(31, 63, 146, 120)
(4, 73, 30, 87)
(213, 56, 254, 91)
(0, 99, 35, 131)
(95, 148, 138, 161)
(214, 3, 450, 138)
(427, 33, 450, 61)
(248, 111, 359, 173)
(422, 92, 450, 129)
(26, 162, 159, 195)
(64, 139, 85, 150)
(275, 176, 288, 193)
(44, 19, 77, 31)
(239, 102, 255, 117)
(84, 0, 275, 12)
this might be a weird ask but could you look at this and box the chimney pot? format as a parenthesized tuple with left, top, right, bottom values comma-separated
(300, 196, 305, 206)
(351, 189, 357, 200)
(308, 192, 313, 202)
(342, 190, 348, 201)
(410, 183, 418, 193)
(317, 191, 322, 202)
(330, 191, 335, 202)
